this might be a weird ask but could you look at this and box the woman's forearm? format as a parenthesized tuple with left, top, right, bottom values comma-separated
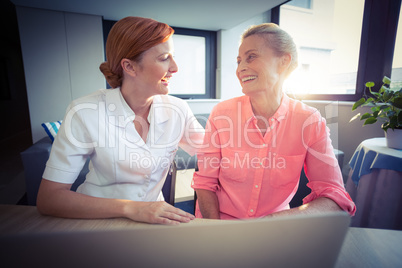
(268, 197, 343, 218)
(37, 178, 129, 219)
(195, 189, 220, 219)
(37, 178, 194, 225)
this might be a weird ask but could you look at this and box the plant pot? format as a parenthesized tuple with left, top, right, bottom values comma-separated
(385, 128, 402, 150)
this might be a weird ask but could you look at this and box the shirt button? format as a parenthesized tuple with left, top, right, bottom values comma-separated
(250, 209, 254, 213)
(271, 118, 274, 121)
(255, 185, 259, 188)
(271, 125, 274, 129)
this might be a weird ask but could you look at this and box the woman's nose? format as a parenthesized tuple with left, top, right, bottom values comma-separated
(237, 61, 247, 74)
(170, 58, 178, 73)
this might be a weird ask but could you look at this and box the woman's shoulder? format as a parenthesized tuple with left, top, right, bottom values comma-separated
(212, 95, 246, 113)
(70, 88, 109, 106)
(154, 94, 190, 110)
(287, 95, 321, 118)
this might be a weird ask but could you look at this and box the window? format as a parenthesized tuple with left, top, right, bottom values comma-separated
(169, 34, 205, 96)
(169, 27, 216, 99)
(391, 6, 402, 90)
(102, 20, 216, 99)
(276, 0, 401, 101)
(280, 0, 364, 98)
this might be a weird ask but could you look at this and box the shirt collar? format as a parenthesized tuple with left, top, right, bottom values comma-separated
(244, 92, 289, 123)
(272, 93, 289, 122)
(149, 95, 170, 125)
(105, 88, 134, 128)
(105, 89, 170, 127)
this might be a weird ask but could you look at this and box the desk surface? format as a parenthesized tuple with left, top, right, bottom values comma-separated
(1, 205, 402, 267)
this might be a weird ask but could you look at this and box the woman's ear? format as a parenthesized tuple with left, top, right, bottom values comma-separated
(121, 58, 136, 77)
(279, 54, 291, 74)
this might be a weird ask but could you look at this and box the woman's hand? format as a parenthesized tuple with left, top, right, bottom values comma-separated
(125, 201, 195, 225)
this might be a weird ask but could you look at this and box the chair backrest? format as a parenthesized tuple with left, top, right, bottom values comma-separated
(162, 161, 177, 206)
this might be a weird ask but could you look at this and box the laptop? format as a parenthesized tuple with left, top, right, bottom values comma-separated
(1, 212, 350, 268)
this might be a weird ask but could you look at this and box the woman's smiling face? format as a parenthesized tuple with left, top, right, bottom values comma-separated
(133, 37, 178, 96)
(236, 35, 284, 96)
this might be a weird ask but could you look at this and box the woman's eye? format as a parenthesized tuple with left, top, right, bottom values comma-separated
(247, 54, 255, 61)
(160, 55, 170, 61)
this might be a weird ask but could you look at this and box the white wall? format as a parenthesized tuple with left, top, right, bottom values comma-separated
(16, 6, 105, 143)
(217, 12, 271, 100)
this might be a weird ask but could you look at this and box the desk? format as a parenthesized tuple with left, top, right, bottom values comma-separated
(1, 205, 402, 267)
(346, 138, 402, 230)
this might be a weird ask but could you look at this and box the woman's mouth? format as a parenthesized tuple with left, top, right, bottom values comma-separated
(161, 76, 171, 86)
(242, 76, 257, 83)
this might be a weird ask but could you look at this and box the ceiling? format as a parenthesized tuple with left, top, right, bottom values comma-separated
(10, 0, 287, 31)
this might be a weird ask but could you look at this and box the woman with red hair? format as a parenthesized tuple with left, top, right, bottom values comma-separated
(37, 17, 204, 225)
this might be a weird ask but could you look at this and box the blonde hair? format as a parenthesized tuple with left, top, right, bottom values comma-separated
(241, 23, 298, 77)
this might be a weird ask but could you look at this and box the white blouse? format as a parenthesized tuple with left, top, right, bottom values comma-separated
(43, 88, 204, 202)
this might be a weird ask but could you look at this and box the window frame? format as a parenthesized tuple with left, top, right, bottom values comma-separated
(273, 0, 402, 101)
(102, 20, 217, 99)
(169, 27, 217, 99)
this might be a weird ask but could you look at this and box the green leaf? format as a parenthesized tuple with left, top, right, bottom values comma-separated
(371, 106, 380, 112)
(382, 122, 390, 129)
(390, 96, 402, 109)
(378, 109, 388, 117)
(390, 116, 398, 126)
(383, 90, 394, 102)
(372, 92, 382, 99)
(363, 117, 377, 125)
(365, 81, 375, 88)
(360, 112, 372, 120)
(349, 113, 361, 122)
(379, 104, 390, 110)
(382, 76, 391, 85)
(387, 110, 396, 116)
(365, 97, 375, 105)
(352, 98, 366, 110)
(398, 111, 402, 125)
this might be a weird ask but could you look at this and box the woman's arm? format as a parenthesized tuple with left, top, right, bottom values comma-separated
(37, 179, 194, 225)
(267, 197, 342, 218)
(195, 189, 220, 219)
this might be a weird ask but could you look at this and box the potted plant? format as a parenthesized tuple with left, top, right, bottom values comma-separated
(351, 76, 402, 149)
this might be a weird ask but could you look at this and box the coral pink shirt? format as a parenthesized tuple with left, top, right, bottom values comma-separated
(192, 94, 356, 219)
